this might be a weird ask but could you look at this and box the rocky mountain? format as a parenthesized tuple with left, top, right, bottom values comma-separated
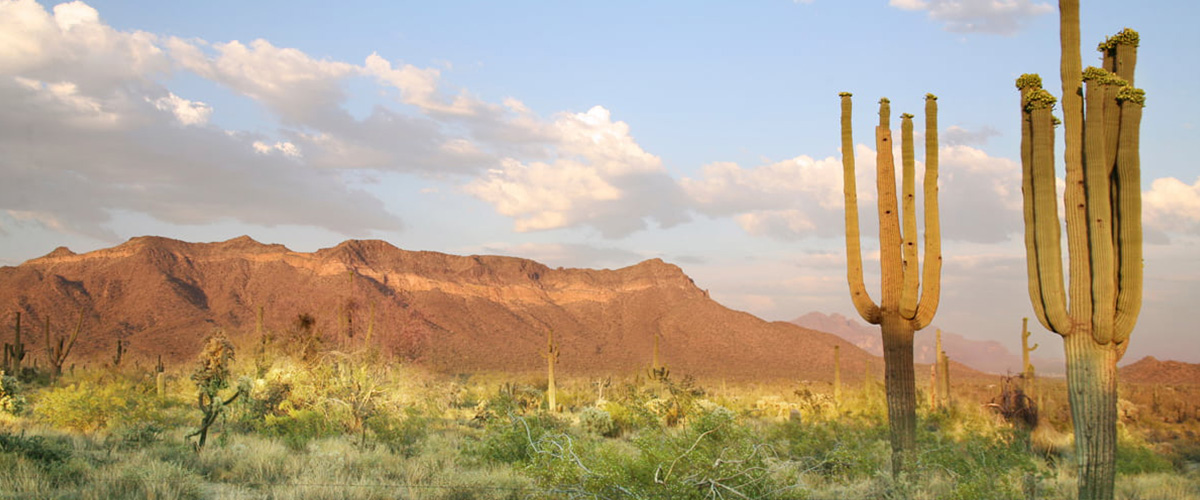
(1, 236, 883, 381)
(1120, 356, 1200, 385)
(791, 311, 1064, 376)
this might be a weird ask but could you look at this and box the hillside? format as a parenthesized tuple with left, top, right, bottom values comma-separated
(1120, 356, 1200, 385)
(2, 236, 880, 381)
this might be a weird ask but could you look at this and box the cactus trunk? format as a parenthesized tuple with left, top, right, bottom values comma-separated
(1064, 330, 1119, 500)
(881, 315, 916, 474)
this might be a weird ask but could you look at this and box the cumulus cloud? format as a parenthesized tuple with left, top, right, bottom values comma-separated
(889, 0, 1053, 35)
(465, 106, 691, 237)
(682, 142, 1025, 243)
(0, 0, 402, 241)
(1144, 177, 1200, 238)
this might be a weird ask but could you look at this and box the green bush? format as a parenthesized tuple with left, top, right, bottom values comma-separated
(264, 408, 338, 451)
(366, 407, 428, 456)
(35, 379, 167, 434)
(0, 371, 27, 415)
(473, 413, 566, 465)
(579, 406, 617, 437)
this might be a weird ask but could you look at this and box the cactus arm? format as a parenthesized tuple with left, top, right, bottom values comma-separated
(1059, 0, 1093, 328)
(1023, 88, 1071, 333)
(1113, 88, 1144, 344)
(876, 100, 903, 313)
(1018, 78, 1053, 331)
(1082, 71, 1118, 345)
(912, 95, 942, 330)
(62, 313, 82, 361)
(840, 93, 882, 324)
(899, 113, 920, 319)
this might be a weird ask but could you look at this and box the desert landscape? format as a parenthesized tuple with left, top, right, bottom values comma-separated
(3, 0, 1199, 499)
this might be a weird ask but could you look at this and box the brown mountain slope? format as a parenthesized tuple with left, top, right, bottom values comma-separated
(2, 236, 879, 381)
(1120, 356, 1200, 385)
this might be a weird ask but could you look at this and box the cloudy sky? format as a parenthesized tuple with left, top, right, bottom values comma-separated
(2, 0, 1198, 364)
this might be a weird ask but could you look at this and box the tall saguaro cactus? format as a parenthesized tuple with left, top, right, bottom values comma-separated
(1017, 2, 1144, 498)
(839, 92, 942, 475)
(544, 330, 560, 412)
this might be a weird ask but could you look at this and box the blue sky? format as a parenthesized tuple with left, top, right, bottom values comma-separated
(2, 0, 1198, 365)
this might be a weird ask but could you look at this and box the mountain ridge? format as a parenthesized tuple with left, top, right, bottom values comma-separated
(3, 235, 887, 381)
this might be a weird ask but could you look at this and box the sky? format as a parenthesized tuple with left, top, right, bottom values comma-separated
(2, 0, 1198, 364)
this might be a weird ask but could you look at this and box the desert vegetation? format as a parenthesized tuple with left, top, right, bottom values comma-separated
(1, 322, 1198, 500)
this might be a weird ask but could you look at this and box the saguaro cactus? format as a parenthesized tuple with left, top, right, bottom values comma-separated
(935, 329, 951, 408)
(543, 330, 560, 412)
(839, 92, 942, 475)
(4, 312, 26, 375)
(1017, 2, 1144, 497)
(44, 313, 83, 381)
(833, 344, 841, 403)
(1021, 317, 1039, 399)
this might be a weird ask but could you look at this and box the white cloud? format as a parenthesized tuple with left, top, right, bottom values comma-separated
(465, 106, 689, 237)
(1144, 177, 1200, 236)
(683, 142, 1025, 243)
(168, 37, 355, 125)
(150, 92, 212, 126)
(363, 52, 484, 116)
(891, 0, 1053, 35)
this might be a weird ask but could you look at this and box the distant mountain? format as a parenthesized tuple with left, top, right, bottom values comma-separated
(1, 236, 881, 381)
(1120, 356, 1200, 385)
(791, 311, 1063, 376)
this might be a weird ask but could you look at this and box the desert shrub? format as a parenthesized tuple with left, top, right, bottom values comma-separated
(0, 370, 27, 415)
(35, 378, 167, 434)
(366, 407, 428, 456)
(231, 377, 292, 431)
(0, 431, 89, 489)
(520, 405, 787, 499)
(915, 425, 1045, 500)
(774, 417, 889, 480)
(579, 406, 618, 437)
(473, 413, 567, 465)
(264, 408, 338, 451)
(1116, 430, 1175, 475)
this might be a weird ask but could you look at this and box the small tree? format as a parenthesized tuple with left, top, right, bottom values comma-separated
(187, 332, 243, 450)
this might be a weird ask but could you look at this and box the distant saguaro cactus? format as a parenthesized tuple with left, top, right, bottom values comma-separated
(1021, 317, 1039, 395)
(1016, 2, 1144, 497)
(544, 330, 560, 412)
(839, 92, 942, 475)
(4, 312, 26, 375)
(936, 329, 950, 409)
(44, 313, 83, 381)
(833, 345, 841, 403)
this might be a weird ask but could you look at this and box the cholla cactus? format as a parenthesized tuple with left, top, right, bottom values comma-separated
(1017, 3, 1145, 497)
(187, 332, 244, 450)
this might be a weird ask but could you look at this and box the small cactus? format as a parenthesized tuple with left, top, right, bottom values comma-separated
(543, 330, 560, 412)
